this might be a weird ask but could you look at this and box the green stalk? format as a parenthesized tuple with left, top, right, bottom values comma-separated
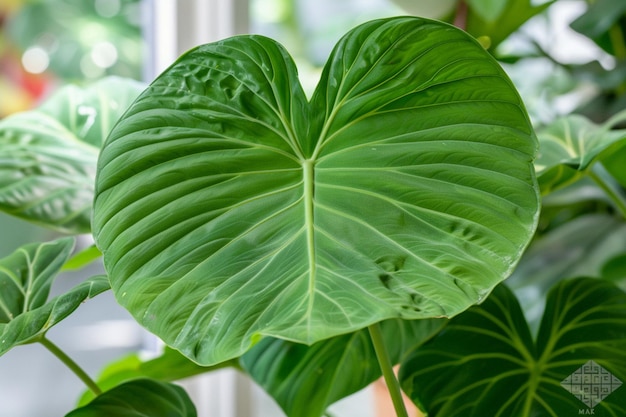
(368, 323, 409, 417)
(40, 336, 102, 396)
(588, 166, 626, 219)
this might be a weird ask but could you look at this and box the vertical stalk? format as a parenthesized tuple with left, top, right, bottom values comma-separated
(40, 336, 102, 396)
(368, 323, 409, 417)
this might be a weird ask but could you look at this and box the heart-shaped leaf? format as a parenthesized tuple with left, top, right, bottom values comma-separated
(93, 17, 539, 365)
(0, 238, 110, 355)
(241, 318, 446, 417)
(400, 278, 626, 416)
(535, 113, 626, 194)
(66, 379, 196, 417)
(0, 76, 145, 233)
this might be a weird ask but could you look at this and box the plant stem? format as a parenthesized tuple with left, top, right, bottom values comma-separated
(40, 336, 102, 396)
(368, 323, 409, 417)
(588, 165, 626, 219)
(453, 0, 468, 30)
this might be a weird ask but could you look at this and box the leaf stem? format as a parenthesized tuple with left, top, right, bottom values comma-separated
(368, 323, 409, 417)
(588, 165, 626, 219)
(40, 336, 102, 396)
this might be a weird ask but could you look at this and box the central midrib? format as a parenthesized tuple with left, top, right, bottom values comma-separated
(303, 158, 316, 334)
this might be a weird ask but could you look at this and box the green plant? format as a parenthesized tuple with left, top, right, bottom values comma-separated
(1, 7, 626, 417)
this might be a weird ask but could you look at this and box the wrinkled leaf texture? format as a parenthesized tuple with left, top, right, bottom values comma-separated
(93, 17, 539, 365)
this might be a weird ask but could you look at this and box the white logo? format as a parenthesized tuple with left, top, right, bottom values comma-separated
(560, 360, 622, 408)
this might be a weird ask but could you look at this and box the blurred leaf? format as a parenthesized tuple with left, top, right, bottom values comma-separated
(466, 0, 555, 50)
(507, 213, 626, 327)
(0, 237, 110, 355)
(400, 278, 626, 416)
(570, 0, 626, 56)
(603, 141, 626, 188)
(241, 318, 446, 417)
(535, 113, 626, 194)
(0, 77, 145, 233)
(62, 245, 102, 271)
(67, 379, 196, 417)
(78, 347, 238, 406)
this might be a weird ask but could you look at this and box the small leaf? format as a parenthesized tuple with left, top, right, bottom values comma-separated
(535, 113, 626, 194)
(466, 0, 554, 50)
(570, 0, 626, 55)
(400, 278, 626, 416)
(0, 77, 145, 233)
(507, 213, 626, 326)
(241, 318, 446, 417)
(78, 347, 237, 406)
(66, 379, 196, 417)
(0, 274, 109, 355)
(93, 16, 539, 366)
(63, 245, 102, 271)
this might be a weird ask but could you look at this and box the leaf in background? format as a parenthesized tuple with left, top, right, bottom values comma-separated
(467, 0, 508, 23)
(0, 274, 109, 355)
(466, 0, 554, 50)
(400, 278, 626, 417)
(66, 379, 196, 417)
(570, 0, 626, 56)
(602, 142, 626, 188)
(507, 213, 626, 328)
(93, 17, 539, 365)
(0, 76, 145, 233)
(0, 237, 74, 322)
(241, 318, 446, 417)
(535, 113, 626, 194)
(62, 245, 102, 271)
(77, 347, 238, 406)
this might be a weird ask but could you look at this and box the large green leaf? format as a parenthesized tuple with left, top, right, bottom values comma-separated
(535, 113, 626, 194)
(400, 278, 626, 416)
(0, 237, 110, 355)
(93, 17, 539, 365)
(66, 379, 196, 417)
(0, 77, 145, 233)
(241, 318, 445, 417)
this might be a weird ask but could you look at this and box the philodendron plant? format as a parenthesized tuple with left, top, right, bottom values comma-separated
(2, 14, 625, 417)
(91, 15, 539, 415)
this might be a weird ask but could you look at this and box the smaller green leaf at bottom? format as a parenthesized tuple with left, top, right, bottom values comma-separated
(66, 379, 196, 417)
(400, 278, 626, 417)
(242, 318, 446, 417)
